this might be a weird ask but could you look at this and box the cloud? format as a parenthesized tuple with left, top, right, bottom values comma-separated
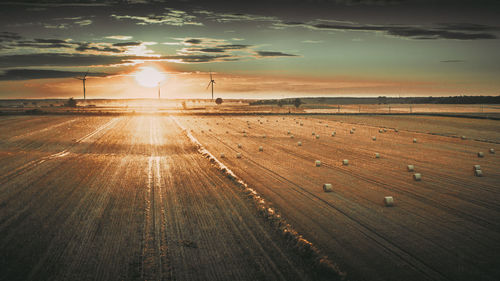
(11, 38, 76, 49)
(184, 38, 202, 44)
(112, 41, 142, 47)
(0, 53, 129, 67)
(278, 20, 499, 40)
(74, 19, 93, 26)
(440, 60, 465, 63)
(111, 7, 203, 26)
(195, 10, 279, 23)
(302, 40, 323, 43)
(255, 51, 298, 57)
(105, 35, 133, 40)
(0, 69, 107, 80)
(0, 31, 22, 41)
(75, 42, 122, 53)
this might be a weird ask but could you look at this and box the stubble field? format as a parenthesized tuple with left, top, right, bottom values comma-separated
(1, 113, 499, 281)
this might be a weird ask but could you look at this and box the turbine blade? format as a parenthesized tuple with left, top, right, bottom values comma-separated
(206, 82, 211, 89)
(84, 69, 89, 77)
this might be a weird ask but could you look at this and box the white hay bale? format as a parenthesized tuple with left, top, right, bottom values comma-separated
(300, 122, 303, 126)
(379, 129, 383, 133)
(394, 129, 399, 132)
(220, 153, 225, 158)
(372, 136, 376, 141)
(383, 128, 387, 132)
(375, 153, 380, 158)
(489, 148, 495, 154)
(262, 134, 266, 138)
(407, 165, 415, 172)
(342, 159, 349, 165)
(287, 130, 291, 135)
(413, 138, 417, 143)
(290, 135, 294, 139)
(243, 133, 247, 137)
(312, 132, 315, 135)
(315, 160, 321, 167)
(259, 146, 263, 152)
(323, 183, 333, 192)
(475, 169, 483, 177)
(352, 127, 356, 131)
(326, 124, 329, 127)
(350, 130, 354, 134)
(477, 152, 484, 158)
(297, 141, 302, 146)
(236, 153, 242, 158)
(237, 143, 242, 148)
(331, 131, 336, 136)
(473, 164, 481, 171)
(461, 135, 466, 140)
(316, 135, 320, 139)
(384, 196, 394, 207)
(413, 173, 422, 181)
(243, 129, 246, 133)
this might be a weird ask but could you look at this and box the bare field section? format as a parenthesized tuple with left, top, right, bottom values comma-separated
(177, 115, 500, 281)
(0, 115, 331, 281)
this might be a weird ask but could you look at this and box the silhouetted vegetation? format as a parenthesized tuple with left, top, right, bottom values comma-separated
(293, 98, 302, 108)
(66, 98, 77, 107)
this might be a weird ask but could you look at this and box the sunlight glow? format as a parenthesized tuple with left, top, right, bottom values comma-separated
(134, 67, 166, 88)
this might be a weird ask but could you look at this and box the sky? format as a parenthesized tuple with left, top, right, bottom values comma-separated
(0, 0, 499, 99)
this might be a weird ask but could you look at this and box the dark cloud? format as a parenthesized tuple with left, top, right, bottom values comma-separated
(75, 43, 123, 53)
(218, 44, 251, 50)
(184, 38, 202, 44)
(256, 51, 298, 57)
(112, 41, 142, 46)
(0, 53, 128, 67)
(0, 31, 22, 41)
(0, 69, 107, 80)
(282, 21, 498, 40)
(440, 60, 465, 63)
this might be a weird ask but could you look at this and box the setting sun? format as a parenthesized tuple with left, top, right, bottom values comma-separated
(134, 66, 166, 88)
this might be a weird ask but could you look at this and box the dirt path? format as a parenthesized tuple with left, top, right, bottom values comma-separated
(0, 116, 333, 281)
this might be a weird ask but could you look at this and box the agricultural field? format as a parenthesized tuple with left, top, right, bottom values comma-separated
(1, 113, 499, 281)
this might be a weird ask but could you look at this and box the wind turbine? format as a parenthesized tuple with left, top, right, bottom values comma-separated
(206, 71, 215, 101)
(75, 70, 89, 100)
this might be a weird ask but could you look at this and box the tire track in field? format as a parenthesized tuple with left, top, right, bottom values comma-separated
(0, 117, 119, 187)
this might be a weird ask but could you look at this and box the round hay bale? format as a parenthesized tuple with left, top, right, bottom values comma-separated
(323, 183, 333, 192)
(350, 130, 354, 134)
(236, 153, 242, 158)
(473, 164, 481, 171)
(243, 129, 246, 133)
(475, 169, 483, 177)
(379, 129, 383, 133)
(375, 153, 380, 158)
(297, 141, 302, 146)
(394, 129, 399, 132)
(407, 165, 415, 172)
(342, 159, 349, 166)
(208, 129, 211, 132)
(220, 153, 225, 158)
(461, 135, 466, 140)
(237, 143, 242, 148)
(243, 133, 247, 137)
(490, 148, 495, 154)
(477, 152, 484, 158)
(312, 132, 315, 135)
(384, 196, 394, 207)
(287, 130, 291, 135)
(315, 160, 321, 167)
(262, 134, 266, 138)
(383, 128, 387, 132)
(413, 138, 417, 143)
(331, 132, 336, 136)
(326, 124, 329, 127)
(290, 135, 294, 139)
(413, 173, 422, 181)
(226, 131, 229, 134)
(315, 135, 320, 139)
(352, 127, 356, 131)
(300, 122, 303, 126)
(372, 136, 376, 141)
(259, 146, 263, 152)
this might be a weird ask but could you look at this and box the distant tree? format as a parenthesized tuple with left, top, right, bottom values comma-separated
(215, 97, 223, 105)
(293, 98, 302, 108)
(66, 98, 77, 108)
(277, 100, 283, 107)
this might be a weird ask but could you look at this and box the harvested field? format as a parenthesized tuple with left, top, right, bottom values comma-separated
(1, 113, 499, 281)
(177, 114, 500, 281)
(0, 115, 334, 281)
